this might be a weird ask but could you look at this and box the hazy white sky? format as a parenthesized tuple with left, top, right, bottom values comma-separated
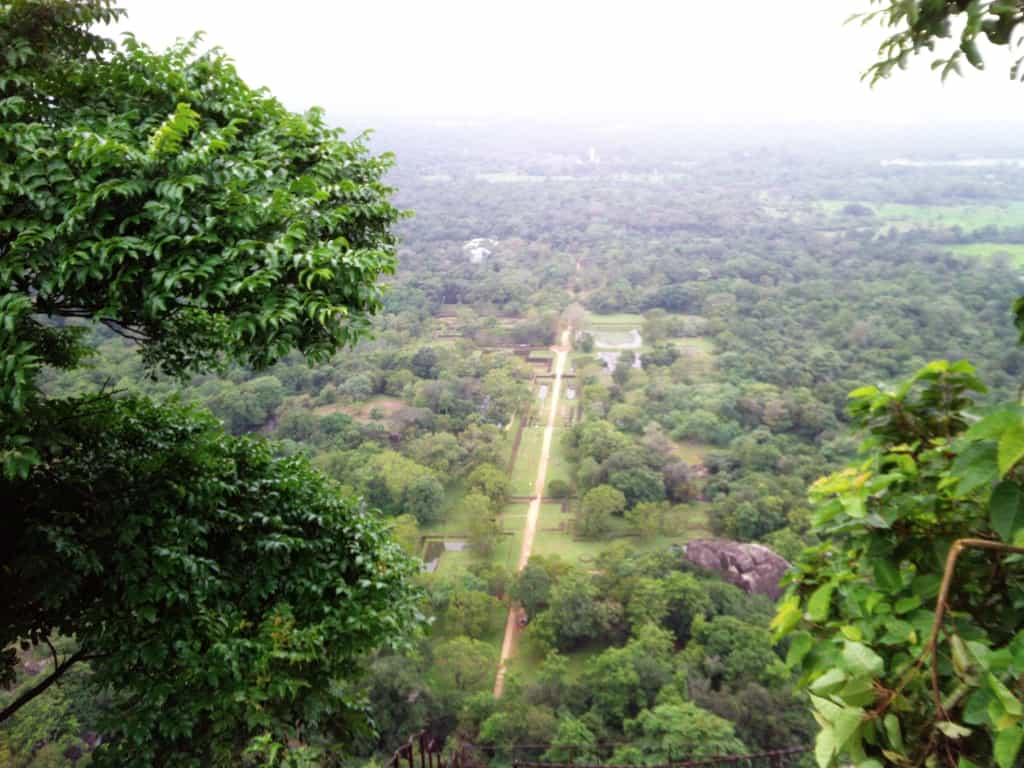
(112, 1, 1024, 124)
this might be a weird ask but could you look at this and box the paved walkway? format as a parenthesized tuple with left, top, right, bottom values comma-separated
(493, 330, 569, 697)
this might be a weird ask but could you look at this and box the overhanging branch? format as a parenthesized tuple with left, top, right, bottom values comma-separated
(0, 648, 88, 723)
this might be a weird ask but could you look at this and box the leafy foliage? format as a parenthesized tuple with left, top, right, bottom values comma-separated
(4, 398, 422, 763)
(855, 0, 1024, 84)
(1, 1, 417, 762)
(1, 0, 401, 477)
(774, 361, 1024, 767)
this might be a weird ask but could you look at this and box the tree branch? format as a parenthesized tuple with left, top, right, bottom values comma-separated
(928, 538, 1024, 720)
(44, 636, 59, 673)
(0, 648, 87, 723)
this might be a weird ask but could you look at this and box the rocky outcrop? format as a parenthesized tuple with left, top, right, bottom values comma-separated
(683, 539, 790, 599)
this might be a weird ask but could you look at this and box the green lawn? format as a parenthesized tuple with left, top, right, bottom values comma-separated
(524, 502, 711, 566)
(672, 337, 714, 355)
(671, 439, 712, 465)
(592, 329, 638, 346)
(545, 428, 571, 490)
(493, 525, 524, 572)
(434, 546, 473, 574)
(529, 382, 553, 422)
(420, 480, 470, 537)
(585, 311, 645, 328)
(501, 413, 520, 466)
(821, 200, 1024, 231)
(946, 242, 1024, 268)
(506, 637, 610, 686)
(510, 426, 545, 495)
(510, 425, 570, 496)
(431, 511, 524, 576)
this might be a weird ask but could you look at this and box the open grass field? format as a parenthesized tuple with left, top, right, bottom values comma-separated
(510, 426, 563, 495)
(672, 337, 714, 355)
(946, 242, 1024, 268)
(820, 200, 1024, 231)
(430, 514, 524, 576)
(670, 439, 713, 465)
(585, 312, 644, 328)
(507, 637, 610, 686)
(510, 427, 541, 495)
(593, 329, 638, 346)
(545, 428, 571, 489)
(501, 413, 520, 465)
(319, 397, 403, 421)
(524, 501, 712, 566)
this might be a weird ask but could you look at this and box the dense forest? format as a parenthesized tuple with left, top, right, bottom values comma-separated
(6, 1, 1024, 766)
(10, 114, 1024, 764)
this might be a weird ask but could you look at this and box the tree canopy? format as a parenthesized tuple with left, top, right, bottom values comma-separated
(1, 0, 401, 477)
(858, 0, 1024, 85)
(1, 1, 417, 762)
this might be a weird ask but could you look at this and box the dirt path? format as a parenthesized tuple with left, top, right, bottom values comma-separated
(494, 329, 570, 698)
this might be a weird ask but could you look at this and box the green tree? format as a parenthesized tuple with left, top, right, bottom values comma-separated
(402, 475, 446, 525)
(583, 645, 643, 726)
(410, 347, 440, 379)
(578, 484, 626, 538)
(444, 589, 502, 639)
(511, 558, 557, 617)
(432, 637, 495, 697)
(405, 432, 467, 475)
(467, 463, 510, 509)
(662, 572, 713, 644)
(1, 1, 401, 475)
(622, 702, 747, 762)
(695, 616, 784, 688)
(857, 0, 1024, 85)
(627, 577, 669, 630)
(546, 570, 602, 649)
(462, 492, 501, 558)
(610, 467, 666, 510)
(774, 362, 1024, 767)
(1, 2, 413, 761)
(547, 478, 572, 498)
(626, 501, 668, 540)
(3, 399, 421, 764)
(540, 715, 598, 764)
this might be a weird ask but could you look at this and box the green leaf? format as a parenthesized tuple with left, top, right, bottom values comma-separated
(999, 423, 1024, 477)
(954, 441, 999, 495)
(811, 668, 848, 695)
(951, 634, 974, 678)
(772, 596, 803, 640)
(843, 641, 885, 678)
(893, 595, 921, 615)
(995, 725, 1024, 768)
(873, 559, 901, 591)
(808, 583, 835, 623)
(815, 726, 836, 768)
(786, 631, 814, 667)
(884, 713, 904, 751)
(833, 706, 864, 753)
(989, 673, 1023, 716)
(936, 720, 972, 739)
(964, 408, 1022, 441)
(990, 480, 1024, 542)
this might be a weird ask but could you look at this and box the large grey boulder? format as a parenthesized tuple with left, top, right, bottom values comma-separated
(683, 539, 790, 599)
